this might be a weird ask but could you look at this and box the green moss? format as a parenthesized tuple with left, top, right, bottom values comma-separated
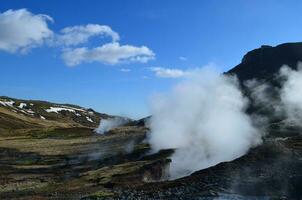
(27, 127, 94, 139)
(134, 143, 150, 151)
(0, 181, 49, 193)
(87, 190, 115, 199)
(16, 158, 38, 165)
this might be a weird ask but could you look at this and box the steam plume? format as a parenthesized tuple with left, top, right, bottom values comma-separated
(280, 64, 302, 125)
(244, 64, 302, 127)
(95, 117, 129, 134)
(148, 67, 262, 179)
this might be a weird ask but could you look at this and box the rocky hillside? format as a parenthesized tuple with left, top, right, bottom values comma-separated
(228, 42, 302, 82)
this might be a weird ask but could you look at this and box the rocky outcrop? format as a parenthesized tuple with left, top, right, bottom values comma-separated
(228, 42, 302, 82)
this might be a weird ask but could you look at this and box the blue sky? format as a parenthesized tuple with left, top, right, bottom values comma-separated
(1, 0, 302, 119)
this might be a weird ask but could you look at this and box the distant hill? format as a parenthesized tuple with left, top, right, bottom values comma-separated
(0, 96, 112, 134)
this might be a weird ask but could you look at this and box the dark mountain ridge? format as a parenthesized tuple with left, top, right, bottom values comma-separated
(228, 42, 302, 82)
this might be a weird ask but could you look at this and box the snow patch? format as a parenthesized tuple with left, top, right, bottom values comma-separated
(19, 109, 34, 115)
(40, 115, 46, 120)
(18, 103, 27, 109)
(45, 105, 87, 114)
(27, 110, 35, 114)
(60, 105, 86, 112)
(86, 116, 93, 123)
(45, 107, 76, 113)
(0, 100, 15, 107)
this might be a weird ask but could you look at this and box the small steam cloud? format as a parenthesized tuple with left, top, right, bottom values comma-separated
(95, 117, 129, 134)
(280, 64, 302, 125)
(148, 67, 263, 179)
(245, 64, 302, 127)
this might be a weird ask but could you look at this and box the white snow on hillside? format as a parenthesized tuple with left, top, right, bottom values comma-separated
(45, 107, 76, 113)
(86, 116, 93, 122)
(19, 109, 35, 115)
(1, 99, 97, 122)
(18, 103, 27, 109)
(60, 105, 86, 112)
(27, 110, 35, 114)
(0, 100, 15, 107)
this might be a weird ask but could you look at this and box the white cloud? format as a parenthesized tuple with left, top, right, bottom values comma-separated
(150, 67, 187, 78)
(0, 9, 155, 66)
(56, 23, 155, 66)
(150, 63, 219, 79)
(120, 68, 131, 72)
(0, 9, 53, 53)
(56, 24, 119, 46)
(62, 42, 155, 66)
(179, 56, 187, 61)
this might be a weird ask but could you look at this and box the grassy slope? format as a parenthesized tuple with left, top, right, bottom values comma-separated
(0, 96, 114, 134)
(0, 96, 170, 199)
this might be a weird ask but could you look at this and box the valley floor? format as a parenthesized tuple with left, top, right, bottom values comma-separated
(1, 124, 302, 199)
(0, 126, 172, 199)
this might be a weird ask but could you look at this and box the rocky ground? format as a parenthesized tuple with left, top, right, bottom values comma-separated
(123, 135, 302, 199)
(1, 112, 302, 199)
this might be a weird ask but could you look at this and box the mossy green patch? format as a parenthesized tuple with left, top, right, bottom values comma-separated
(83, 190, 115, 199)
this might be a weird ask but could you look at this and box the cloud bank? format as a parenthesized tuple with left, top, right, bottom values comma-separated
(179, 56, 187, 61)
(0, 8, 154, 66)
(62, 42, 154, 66)
(0, 9, 53, 53)
(120, 68, 131, 72)
(56, 24, 120, 46)
(149, 65, 217, 78)
(150, 67, 187, 78)
(148, 67, 262, 179)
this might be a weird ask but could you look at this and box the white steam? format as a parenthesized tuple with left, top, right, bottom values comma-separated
(95, 117, 129, 134)
(280, 65, 302, 125)
(148, 68, 262, 179)
(244, 64, 302, 127)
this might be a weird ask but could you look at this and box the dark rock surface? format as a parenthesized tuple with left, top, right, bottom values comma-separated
(120, 135, 302, 199)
